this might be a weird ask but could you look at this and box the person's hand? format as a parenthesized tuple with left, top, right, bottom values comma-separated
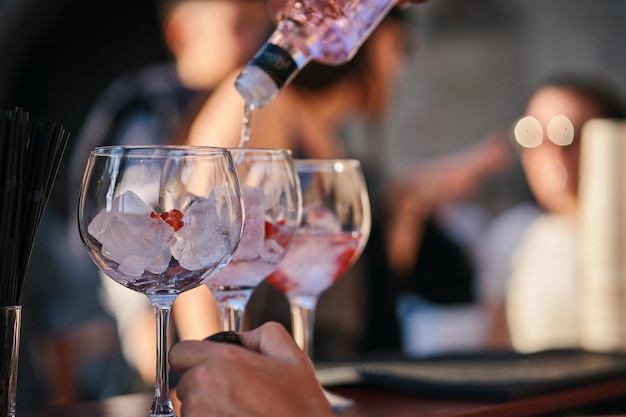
(169, 322, 333, 417)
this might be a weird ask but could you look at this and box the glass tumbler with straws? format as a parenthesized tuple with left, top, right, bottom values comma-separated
(78, 146, 243, 417)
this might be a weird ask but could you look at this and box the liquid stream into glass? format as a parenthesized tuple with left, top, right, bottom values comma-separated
(238, 104, 254, 149)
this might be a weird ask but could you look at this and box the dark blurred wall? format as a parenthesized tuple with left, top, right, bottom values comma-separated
(0, 0, 170, 214)
(0, 0, 168, 129)
(369, 0, 626, 215)
(388, 0, 626, 168)
(0, 2, 172, 408)
(2, 0, 626, 215)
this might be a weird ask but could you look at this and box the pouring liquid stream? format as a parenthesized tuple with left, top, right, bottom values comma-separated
(235, 104, 253, 165)
(238, 104, 253, 148)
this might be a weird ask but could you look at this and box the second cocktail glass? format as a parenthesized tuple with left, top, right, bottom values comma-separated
(205, 148, 301, 332)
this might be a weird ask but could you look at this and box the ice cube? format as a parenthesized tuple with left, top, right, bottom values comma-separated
(274, 236, 336, 295)
(303, 203, 341, 233)
(146, 248, 173, 274)
(260, 220, 292, 264)
(111, 189, 153, 214)
(260, 239, 284, 265)
(234, 185, 265, 261)
(88, 191, 175, 277)
(171, 191, 239, 270)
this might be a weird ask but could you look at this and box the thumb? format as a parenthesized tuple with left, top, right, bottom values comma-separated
(238, 321, 306, 365)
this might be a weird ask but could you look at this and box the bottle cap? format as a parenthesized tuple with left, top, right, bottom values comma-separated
(235, 65, 280, 110)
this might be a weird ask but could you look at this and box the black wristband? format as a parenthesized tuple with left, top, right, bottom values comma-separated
(204, 331, 242, 346)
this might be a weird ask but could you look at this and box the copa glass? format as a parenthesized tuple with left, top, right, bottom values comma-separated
(206, 148, 301, 332)
(78, 146, 243, 417)
(267, 158, 371, 409)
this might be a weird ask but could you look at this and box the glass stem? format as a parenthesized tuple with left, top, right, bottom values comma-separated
(149, 297, 175, 417)
(214, 289, 253, 333)
(219, 301, 246, 333)
(288, 295, 318, 359)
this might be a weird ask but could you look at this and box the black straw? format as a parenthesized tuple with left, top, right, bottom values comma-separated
(0, 108, 70, 307)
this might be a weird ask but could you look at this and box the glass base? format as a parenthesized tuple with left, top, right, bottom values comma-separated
(323, 387, 354, 411)
(1, 306, 21, 417)
(149, 398, 175, 417)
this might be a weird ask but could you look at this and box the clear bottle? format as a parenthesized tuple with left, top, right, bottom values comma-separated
(235, 0, 398, 109)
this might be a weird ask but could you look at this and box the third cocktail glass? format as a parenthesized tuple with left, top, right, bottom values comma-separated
(268, 158, 371, 409)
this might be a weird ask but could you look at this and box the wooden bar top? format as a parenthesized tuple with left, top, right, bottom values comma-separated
(19, 377, 626, 417)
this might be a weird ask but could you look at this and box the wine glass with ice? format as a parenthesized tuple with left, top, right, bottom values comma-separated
(78, 146, 243, 417)
(267, 158, 371, 409)
(205, 148, 301, 332)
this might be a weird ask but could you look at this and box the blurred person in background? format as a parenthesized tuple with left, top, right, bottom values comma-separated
(180, 7, 416, 360)
(393, 74, 626, 357)
(387, 131, 513, 356)
(67, 0, 272, 390)
(167, 71, 624, 412)
(180, 4, 511, 361)
(476, 74, 626, 353)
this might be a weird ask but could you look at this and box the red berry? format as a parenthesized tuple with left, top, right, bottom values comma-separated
(151, 209, 185, 232)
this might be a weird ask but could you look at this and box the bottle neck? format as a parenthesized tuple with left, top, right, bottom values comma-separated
(235, 20, 314, 109)
(256, 20, 314, 88)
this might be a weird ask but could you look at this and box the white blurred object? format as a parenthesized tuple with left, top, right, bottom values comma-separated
(578, 119, 626, 352)
(397, 293, 489, 357)
(506, 213, 579, 353)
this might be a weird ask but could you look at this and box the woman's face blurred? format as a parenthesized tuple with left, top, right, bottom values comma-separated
(517, 86, 602, 215)
(165, 0, 272, 90)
